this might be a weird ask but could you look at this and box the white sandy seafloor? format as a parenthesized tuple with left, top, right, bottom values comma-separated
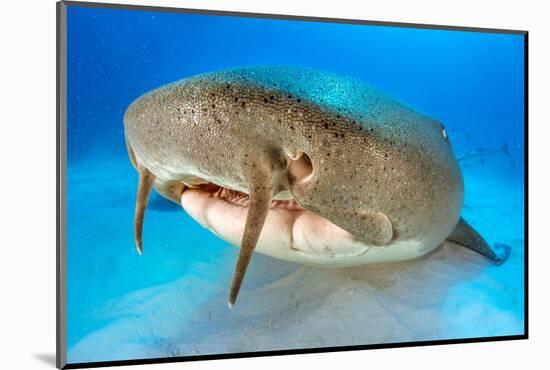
(66, 156, 524, 364)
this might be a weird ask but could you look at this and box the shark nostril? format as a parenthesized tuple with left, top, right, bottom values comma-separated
(288, 151, 313, 185)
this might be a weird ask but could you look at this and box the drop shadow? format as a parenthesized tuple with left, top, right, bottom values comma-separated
(34, 353, 56, 367)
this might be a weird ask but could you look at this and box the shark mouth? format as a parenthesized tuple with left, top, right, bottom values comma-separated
(179, 183, 371, 265)
(132, 152, 372, 307)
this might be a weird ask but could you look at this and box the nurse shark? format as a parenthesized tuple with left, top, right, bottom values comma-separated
(123, 67, 510, 307)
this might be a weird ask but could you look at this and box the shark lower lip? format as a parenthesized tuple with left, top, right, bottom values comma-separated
(179, 183, 371, 265)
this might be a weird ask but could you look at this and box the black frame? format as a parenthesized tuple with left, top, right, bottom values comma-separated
(56, 1, 529, 368)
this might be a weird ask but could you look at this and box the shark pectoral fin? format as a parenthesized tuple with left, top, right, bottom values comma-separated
(356, 210, 393, 246)
(447, 217, 511, 265)
(134, 167, 156, 255)
(228, 165, 273, 308)
(321, 208, 393, 246)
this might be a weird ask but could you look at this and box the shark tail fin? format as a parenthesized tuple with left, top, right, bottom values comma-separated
(447, 218, 511, 265)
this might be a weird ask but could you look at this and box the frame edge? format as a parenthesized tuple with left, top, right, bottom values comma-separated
(56, 2, 529, 368)
(61, 0, 527, 35)
(57, 1, 68, 369)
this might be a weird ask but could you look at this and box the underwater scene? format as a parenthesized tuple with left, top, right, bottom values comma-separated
(65, 5, 525, 364)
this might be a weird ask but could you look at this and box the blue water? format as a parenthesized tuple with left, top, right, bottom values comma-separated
(65, 5, 525, 364)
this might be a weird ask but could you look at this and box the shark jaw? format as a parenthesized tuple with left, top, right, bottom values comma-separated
(179, 183, 372, 266)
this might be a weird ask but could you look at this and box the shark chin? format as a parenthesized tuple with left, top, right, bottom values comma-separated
(179, 184, 428, 267)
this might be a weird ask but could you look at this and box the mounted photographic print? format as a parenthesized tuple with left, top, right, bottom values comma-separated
(56, 1, 528, 368)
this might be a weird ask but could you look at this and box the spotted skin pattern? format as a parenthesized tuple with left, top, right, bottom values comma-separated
(124, 67, 505, 305)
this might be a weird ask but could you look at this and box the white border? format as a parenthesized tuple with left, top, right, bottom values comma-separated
(2, 0, 548, 369)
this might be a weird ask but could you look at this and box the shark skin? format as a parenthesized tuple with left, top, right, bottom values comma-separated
(124, 66, 509, 306)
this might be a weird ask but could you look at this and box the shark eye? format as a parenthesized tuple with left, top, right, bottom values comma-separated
(437, 123, 449, 142)
(433, 121, 448, 142)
